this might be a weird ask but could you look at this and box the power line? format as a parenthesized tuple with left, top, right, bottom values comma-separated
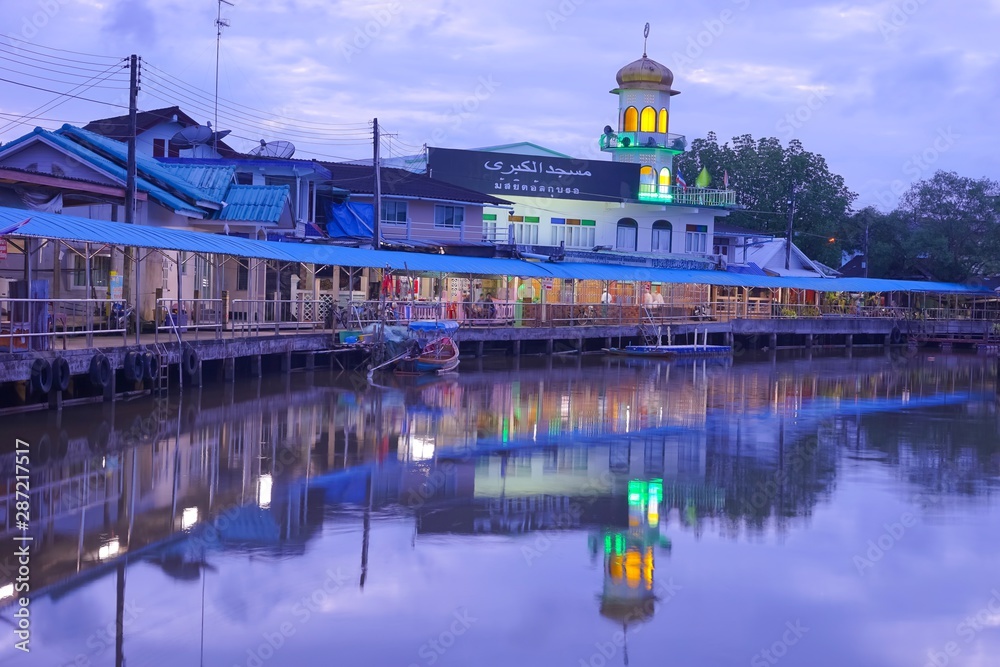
(0, 43, 126, 74)
(0, 111, 87, 124)
(0, 33, 122, 62)
(0, 76, 128, 109)
(0, 63, 127, 90)
(143, 62, 372, 130)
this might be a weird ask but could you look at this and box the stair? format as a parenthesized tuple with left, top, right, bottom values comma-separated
(153, 342, 170, 394)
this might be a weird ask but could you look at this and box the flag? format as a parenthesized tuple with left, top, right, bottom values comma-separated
(675, 170, 687, 191)
(696, 167, 711, 188)
(723, 170, 729, 189)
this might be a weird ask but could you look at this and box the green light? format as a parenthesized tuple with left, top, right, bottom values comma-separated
(604, 534, 612, 554)
(502, 417, 509, 443)
(648, 479, 663, 503)
(628, 480, 646, 506)
(615, 534, 625, 553)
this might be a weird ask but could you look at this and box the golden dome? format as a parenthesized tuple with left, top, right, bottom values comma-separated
(614, 55, 679, 95)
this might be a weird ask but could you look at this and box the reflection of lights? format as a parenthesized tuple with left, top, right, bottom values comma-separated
(625, 405, 630, 432)
(257, 474, 272, 508)
(0, 583, 13, 600)
(182, 507, 199, 530)
(410, 436, 435, 461)
(560, 395, 570, 418)
(98, 539, 120, 560)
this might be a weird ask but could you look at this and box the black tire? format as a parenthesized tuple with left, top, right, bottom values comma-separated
(30, 358, 53, 395)
(890, 326, 902, 345)
(56, 430, 69, 459)
(143, 352, 160, 382)
(182, 344, 199, 377)
(53, 356, 71, 393)
(124, 351, 143, 383)
(89, 354, 112, 388)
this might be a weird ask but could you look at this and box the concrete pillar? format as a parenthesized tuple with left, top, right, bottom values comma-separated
(476, 341, 484, 358)
(513, 340, 521, 357)
(769, 333, 778, 349)
(281, 350, 292, 372)
(577, 337, 584, 354)
(251, 355, 262, 377)
(884, 334, 891, 347)
(224, 357, 235, 381)
(605, 337, 612, 349)
(845, 334, 853, 348)
(724, 332, 734, 346)
(306, 352, 315, 370)
(48, 390, 63, 411)
(546, 339, 554, 355)
(805, 334, 813, 349)
(193, 360, 203, 387)
(104, 366, 116, 402)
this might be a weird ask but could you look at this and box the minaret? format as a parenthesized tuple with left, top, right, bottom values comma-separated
(600, 24, 685, 202)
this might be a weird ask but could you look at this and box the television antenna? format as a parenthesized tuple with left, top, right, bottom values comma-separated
(214, 0, 234, 153)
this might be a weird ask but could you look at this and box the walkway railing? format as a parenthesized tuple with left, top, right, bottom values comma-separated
(0, 297, 128, 351)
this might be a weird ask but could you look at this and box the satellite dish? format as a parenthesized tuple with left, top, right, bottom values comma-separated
(248, 139, 296, 159)
(603, 125, 614, 136)
(621, 136, 631, 147)
(210, 129, 231, 144)
(170, 125, 214, 149)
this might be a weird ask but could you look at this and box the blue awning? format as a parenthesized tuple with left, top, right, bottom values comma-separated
(0, 207, 991, 294)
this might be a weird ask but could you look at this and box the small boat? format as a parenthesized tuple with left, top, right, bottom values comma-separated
(605, 344, 732, 359)
(395, 336, 460, 375)
(393, 320, 461, 375)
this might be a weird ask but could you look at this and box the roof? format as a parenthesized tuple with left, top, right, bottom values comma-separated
(0, 207, 991, 295)
(321, 162, 510, 206)
(839, 255, 866, 278)
(473, 142, 573, 158)
(83, 106, 241, 158)
(215, 185, 289, 223)
(741, 238, 827, 277)
(158, 156, 334, 180)
(159, 164, 236, 201)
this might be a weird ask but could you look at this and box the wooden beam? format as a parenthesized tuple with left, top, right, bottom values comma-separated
(0, 168, 147, 200)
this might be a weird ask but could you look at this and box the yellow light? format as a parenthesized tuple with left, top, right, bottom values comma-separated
(624, 550, 642, 589)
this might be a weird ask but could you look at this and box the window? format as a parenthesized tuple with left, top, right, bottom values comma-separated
(435, 205, 464, 229)
(640, 107, 656, 132)
(381, 200, 408, 225)
(623, 106, 638, 132)
(167, 141, 180, 158)
(551, 219, 596, 249)
(658, 168, 671, 193)
(73, 255, 111, 287)
(235, 172, 253, 185)
(652, 220, 672, 253)
(152, 138, 165, 158)
(639, 166, 656, 196)
(685, 224, 708, 254)
(657, 108, 668, 134)
(616, 218, 638, 251)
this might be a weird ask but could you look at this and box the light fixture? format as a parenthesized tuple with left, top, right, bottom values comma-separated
(182, 507, 199, 530)
(98, 538, 120, 560)
(257, 474, 273, 508)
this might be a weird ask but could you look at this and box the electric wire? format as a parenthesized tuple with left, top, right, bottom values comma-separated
(0, 33, 122, 62)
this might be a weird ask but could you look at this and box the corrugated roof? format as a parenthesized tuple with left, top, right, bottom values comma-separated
(159, 164, 236, 201)
(216, 185, 289, 223)
(0, 128, 205, 216)
(0, 207, 991, 294)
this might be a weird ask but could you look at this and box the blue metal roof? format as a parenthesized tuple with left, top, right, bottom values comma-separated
(0, 207, 991, 294)
(159, 164, 236, 201)
(216, 185, 289, 223)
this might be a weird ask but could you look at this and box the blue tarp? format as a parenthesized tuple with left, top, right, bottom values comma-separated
(409, 320, 459, 333)
(0, 207, 992, 295)
(327, 201, 374, 238)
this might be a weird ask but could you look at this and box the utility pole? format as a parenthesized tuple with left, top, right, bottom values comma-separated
(214, 0, 233, 155)
(125, 54, 138, 225)
(863, 222, 870, 278)
(372, 117, 381, 250)
(784, 186, 795, 271)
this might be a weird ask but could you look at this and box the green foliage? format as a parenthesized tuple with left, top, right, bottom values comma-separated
(675, 133, 856, 267)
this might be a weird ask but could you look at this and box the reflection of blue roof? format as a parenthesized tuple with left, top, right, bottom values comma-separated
(409, 320, 459, 333)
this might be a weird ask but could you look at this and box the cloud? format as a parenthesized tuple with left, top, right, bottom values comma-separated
(103, 0, 158, 48)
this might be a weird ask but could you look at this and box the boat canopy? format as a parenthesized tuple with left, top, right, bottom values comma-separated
(408, 320, 460, 333)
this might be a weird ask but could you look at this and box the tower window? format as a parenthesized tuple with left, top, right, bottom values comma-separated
(658, 168, 670, 192)
(639, 166, 655, 196)
(658, 108, 668, 134)
(640, 107, 656, 132)
(623, 106, 638, 133)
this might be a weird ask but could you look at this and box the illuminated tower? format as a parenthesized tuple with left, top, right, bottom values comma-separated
(600, 24, 685, 203)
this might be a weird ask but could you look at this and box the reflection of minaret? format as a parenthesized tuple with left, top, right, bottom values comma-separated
(591, 479, 671, 664)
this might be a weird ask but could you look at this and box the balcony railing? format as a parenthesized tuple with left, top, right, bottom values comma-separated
(600, 131, 687, 152)
(638, 186, 737, 208)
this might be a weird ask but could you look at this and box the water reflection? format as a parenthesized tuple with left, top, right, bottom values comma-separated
(0, 352, 998, 665)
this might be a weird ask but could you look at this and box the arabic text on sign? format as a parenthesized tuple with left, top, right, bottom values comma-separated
(0, 239, 6, 261)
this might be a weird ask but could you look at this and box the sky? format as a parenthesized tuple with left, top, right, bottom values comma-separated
(0, 0, 997, 209)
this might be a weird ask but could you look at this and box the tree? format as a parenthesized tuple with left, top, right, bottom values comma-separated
(898, 171, 1000, 282)
(675, 133, 856, 267)
(840, 206, 917, 279)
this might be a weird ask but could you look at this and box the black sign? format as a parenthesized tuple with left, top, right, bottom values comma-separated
(427, 147, 639, 202)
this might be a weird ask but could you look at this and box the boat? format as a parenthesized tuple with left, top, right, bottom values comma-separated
(393, 321, 461, 375)
(604, 344, 732, 359)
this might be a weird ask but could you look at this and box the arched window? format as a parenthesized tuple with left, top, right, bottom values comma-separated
(623, 107, 638, 132)
(616, 218, 638, 251)
(640, 107, 656, 132)
(657, 108, 668, 134)
(639, 166, 655, 196)
(658, 168, 671, 193)
(652, 220, 672, 253)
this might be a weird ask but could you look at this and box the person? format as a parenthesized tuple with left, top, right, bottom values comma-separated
(652, 289, 664, 306)
(601, 288, 611, 304)
(642, 287, 654, 306)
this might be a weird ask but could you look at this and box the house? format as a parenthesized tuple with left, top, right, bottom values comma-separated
(83, 106, 242, 159)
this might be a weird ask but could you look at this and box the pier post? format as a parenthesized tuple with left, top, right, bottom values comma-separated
(604, 337, 612, 350)
(48, 389, 62, 411)
(845, 334, 853, 348)
(103, 367, 116, 402)
(224, 357, 235, 382)
(281, 350, 292, 372)
(252, 355, 262, 377)
(769, 333, 778, 349)
(193, 359, 203, 387)
(476, 341, 484, 358)
(805, 334, 814, 349)
(577, 337, 584, 354)
(306, 353, 315, 370)
(724, 332, 734, 347)
(883, 334, 891, 347)
(513, 340, 521, 357)
(546, 339, 554, 355)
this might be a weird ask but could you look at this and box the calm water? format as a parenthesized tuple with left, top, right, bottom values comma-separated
(1, 351, 999, 666)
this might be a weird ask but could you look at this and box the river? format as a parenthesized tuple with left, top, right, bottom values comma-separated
(1, 350, 998, 666)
